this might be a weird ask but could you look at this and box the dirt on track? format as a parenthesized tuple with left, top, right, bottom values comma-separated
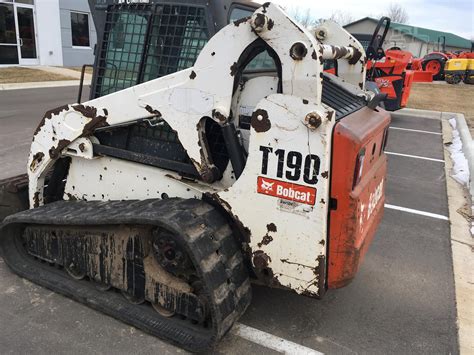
(0, 67, 75, 83)
(408, 83, 474, 135)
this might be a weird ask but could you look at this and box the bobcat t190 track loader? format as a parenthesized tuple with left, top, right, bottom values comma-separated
(0, 2, 390, 352)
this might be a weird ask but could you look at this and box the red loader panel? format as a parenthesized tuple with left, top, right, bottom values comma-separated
(328, 107, 390, 289)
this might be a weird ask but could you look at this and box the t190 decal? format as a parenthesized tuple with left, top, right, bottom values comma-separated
(259, 146, 321, 185)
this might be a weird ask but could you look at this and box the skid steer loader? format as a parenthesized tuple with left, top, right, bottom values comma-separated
(0, 1, 390, 352)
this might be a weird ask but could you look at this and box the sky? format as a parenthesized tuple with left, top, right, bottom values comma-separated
(271, 0, 474, 40)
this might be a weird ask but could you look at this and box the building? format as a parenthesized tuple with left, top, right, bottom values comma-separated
(344, 17, 472, 57)
(0, 0, 97, 66)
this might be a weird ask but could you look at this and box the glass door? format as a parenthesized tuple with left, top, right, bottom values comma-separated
(15, 4, 38, 65)
(0, 2, 19, 64)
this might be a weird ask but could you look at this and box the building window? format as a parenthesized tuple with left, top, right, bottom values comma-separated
(71, 12, 90, 47)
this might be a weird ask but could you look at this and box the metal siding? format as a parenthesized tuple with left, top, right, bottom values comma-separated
(59, 0, 97, 66)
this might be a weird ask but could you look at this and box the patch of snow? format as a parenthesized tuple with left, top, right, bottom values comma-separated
(448, 118, 470, 186)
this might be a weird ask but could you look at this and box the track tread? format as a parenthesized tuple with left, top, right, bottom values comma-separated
(0, 198, 252, 352)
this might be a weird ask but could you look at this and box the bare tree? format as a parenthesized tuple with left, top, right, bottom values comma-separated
(284, 6, 322, 28)
(385, 3, 409, 23)
(328, 10, 355, 26)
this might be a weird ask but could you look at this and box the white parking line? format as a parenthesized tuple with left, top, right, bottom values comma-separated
(232, 323, 324, 355)
(389, 127, 442, 135)
(385, 152, 445, 163)
(385, 204, 449, 221)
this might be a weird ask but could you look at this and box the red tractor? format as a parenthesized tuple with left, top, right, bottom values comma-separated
(421, 38, 474, 80)
(363, 17, 432, 111)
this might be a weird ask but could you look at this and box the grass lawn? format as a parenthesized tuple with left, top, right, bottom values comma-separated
(67, 66, 94, 75)
(0, 67, 75, 83)
(407, 83, 474, 135)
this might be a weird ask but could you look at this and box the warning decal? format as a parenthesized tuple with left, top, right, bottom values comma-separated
(257, 177, 317, 206)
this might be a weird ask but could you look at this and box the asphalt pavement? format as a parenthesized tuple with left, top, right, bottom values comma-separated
(0, 87, 459, 354)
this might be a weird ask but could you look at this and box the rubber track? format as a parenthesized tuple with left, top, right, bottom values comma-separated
(0, 198, 252, 352)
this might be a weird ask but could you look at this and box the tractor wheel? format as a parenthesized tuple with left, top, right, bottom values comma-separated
(446, 75, 462, 84)
(463, 75, 474, 85)
(423, 59, 445, 80)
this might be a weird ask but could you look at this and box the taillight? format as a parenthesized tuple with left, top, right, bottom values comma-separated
(352, 148, 366, 189)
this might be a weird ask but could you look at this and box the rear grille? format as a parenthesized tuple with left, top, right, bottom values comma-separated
(321, 74, 367, 120)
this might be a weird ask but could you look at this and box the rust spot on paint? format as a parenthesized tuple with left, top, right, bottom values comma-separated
(73, 104, 97, 118)
(320, 198, 326, 205)
(348, 45, 363, 65)
(251, 109, 271, 133)
(189, 71, 197, 80)
(267, 18, 274, 30)
(316, 255, 326, 295)
(33, 192, 40, 208)
(233, 16, 249, 26)
(144, 105, 162, 117)
(34, 105, 70, 136)
(44, 104, 70, 120)
(82, 115, 109, 136)
(321, 171, 329, 179)
(30, 152, 45, 172)
(302, 99, 309, 105)
(267, 223, 277, 233)
(319, 239, 325, 246)
(49, 139, 71, 159)
(66, 193, 77, 201)
(230, 62, 238, 76)
(212, 109, 227, 122)
(258, 235, 273, 248)
(78, 143, 85, 152)
(311, 50, 318, 60)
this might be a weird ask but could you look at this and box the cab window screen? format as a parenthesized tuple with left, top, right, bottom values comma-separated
(95, 5, 151, 97)
(94, 4, 209, 98)
(142, 5, 209, 81)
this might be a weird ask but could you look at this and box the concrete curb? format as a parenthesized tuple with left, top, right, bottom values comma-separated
(441, 119, 474, 355)
(0, 80, 91, 91)
(31, 66, 92, 81)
